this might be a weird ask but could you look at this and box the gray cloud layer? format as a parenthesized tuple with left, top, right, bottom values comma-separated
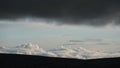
(0, 0, 120, 26)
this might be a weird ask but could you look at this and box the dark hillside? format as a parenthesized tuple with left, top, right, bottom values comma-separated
(0, 53, 120, 68)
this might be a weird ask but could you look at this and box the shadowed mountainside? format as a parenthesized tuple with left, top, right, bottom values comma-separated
(0, 53, 120, 68)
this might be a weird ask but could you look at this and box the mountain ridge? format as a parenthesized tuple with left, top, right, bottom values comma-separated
(0, 53, 120, 68)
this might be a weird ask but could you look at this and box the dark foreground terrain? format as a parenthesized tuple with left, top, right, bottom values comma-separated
(0, 53, 120, 68)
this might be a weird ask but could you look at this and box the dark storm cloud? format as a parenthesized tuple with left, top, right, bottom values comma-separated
(0, 0, 120, 26)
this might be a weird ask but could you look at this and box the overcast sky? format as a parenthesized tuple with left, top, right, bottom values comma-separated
(0, 0, 120, 26)
(0, 0, 120, 52)
(0, 20, 120, 52)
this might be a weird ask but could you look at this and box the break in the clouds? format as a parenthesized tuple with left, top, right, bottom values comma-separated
(0, 0, 120, 26)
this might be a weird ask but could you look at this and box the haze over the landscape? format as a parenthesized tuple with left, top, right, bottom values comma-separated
(0, 20, 120, 59)
(0, 0, 120, 59)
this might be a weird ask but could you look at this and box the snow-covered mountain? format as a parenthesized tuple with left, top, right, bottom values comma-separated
(0, 43, 120, 59)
